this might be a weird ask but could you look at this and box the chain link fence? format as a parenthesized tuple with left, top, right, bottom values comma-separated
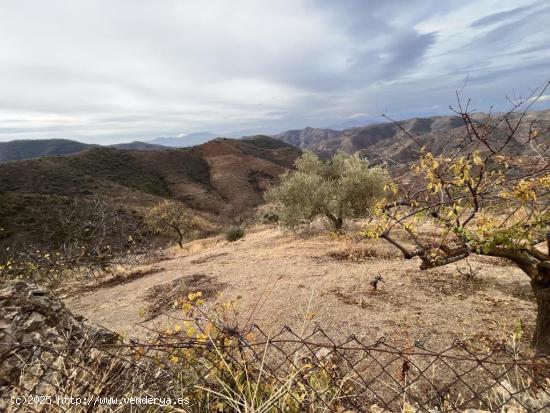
(2, 322, 550, 413)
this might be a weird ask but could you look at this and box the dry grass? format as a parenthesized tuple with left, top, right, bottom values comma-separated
(93, 266, 166, 289)
(327, 240, 399, 261)
(141, 273, 226, 320)
(191, 252, 229, 264)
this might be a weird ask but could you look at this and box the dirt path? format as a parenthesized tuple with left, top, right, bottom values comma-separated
(65, 226, 536, 349)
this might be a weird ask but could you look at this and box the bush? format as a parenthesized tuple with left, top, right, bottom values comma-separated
(225, 226, 245, 242)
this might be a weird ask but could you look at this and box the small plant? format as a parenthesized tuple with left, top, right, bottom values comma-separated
(370, 274, 384, 291)
(262, 211, 279, 224)
(456, 259, 481, 281)
(225, 226, 245, 242)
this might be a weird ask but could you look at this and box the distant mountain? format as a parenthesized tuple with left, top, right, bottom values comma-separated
(272, 127, 340, 150)
(272, 110, 550, 161)
(0, 139, 94, 162)
(0, 139, 173, 163)
(223, 126, 282, 138)
(240, 135, 299, 150)
(110, 141, 168, 151)
(148, 132, 218, 147)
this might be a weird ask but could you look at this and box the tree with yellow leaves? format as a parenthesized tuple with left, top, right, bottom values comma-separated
(365, 82, 550, 353)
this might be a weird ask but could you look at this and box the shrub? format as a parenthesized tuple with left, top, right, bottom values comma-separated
(225, 226, 245, 242)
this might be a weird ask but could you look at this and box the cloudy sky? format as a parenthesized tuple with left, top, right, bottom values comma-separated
(0, 0, 549, 144)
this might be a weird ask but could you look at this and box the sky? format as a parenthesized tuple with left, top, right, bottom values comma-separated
(0, 0, 549, 144)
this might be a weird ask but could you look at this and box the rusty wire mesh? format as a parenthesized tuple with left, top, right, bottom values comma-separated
(2, 323, 550, 413)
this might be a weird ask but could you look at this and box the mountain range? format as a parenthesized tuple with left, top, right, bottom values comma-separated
(274, 110, 550, 161)
(0, 139, 169, 162)
(2, 109, 549, 165)
(2, 109, 548, 251)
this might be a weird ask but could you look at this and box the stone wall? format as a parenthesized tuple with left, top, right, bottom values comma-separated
(0, 281, 119, 408)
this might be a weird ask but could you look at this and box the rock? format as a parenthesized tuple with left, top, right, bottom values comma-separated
(21, 332, 41, 345)
(0, 318, 10, 329)
(23, 312, 45, 332)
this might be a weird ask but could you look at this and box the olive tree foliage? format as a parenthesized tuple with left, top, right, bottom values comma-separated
(145, 200, 202, 248)
(364, 82, 550, 353)
(266, 151, 389, 230)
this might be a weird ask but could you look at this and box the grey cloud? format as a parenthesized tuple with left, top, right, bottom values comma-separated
(470, 4, 535, 27)
(0, 0, 548, 143)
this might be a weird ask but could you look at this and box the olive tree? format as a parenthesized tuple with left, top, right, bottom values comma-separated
(365, 82, 550, 353)
(145, 200, 202, 248)
(267, 151, 389, 230)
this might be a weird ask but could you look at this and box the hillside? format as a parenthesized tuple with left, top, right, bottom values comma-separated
(272, 127, 340, 150)
(0, 139, 95, 162)
(273, 110, 550, 161)
(0, 136, 300, 248)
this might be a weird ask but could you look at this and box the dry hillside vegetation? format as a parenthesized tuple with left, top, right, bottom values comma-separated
(65, 224, 535, 351)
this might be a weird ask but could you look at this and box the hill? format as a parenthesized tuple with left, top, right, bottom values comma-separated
(273, 110, 550, 161)
(0, 139, 170, 163)
(0, 136, 300, 248)
(0, 139, 94, 162)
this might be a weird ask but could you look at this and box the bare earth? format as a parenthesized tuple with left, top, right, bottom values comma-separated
(65, 226, 536, 350)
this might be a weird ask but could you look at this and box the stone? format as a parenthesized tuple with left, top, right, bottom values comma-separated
(23, 312, 46, 332)
(21, 332, 41, 345)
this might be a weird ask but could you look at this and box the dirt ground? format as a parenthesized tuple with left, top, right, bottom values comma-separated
(65, 225, 536, 350)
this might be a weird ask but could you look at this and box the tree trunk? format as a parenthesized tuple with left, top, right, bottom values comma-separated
(178, 234, 184, 249)
(325, 213, 343, 231)
(532, 283, 550, 354)
(532, 262, 550, 354)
